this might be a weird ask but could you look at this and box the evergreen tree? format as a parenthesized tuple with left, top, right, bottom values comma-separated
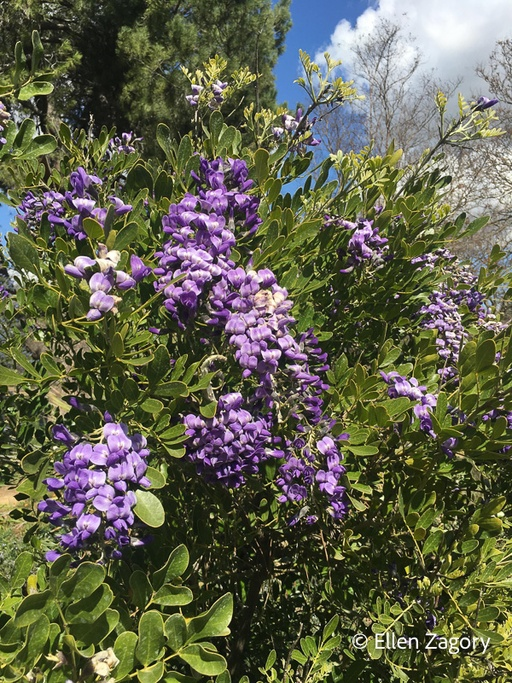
(0, 0, 291, 147)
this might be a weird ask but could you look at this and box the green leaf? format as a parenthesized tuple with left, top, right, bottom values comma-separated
(345, 445, 379, 456)
(18, 81, 53, 100)
(18, 133, 57, 159)
(156, 123, 173, 159)
(477, 606, 500, 622)
(459, 590, 480, 608)
(113, 631, 138, 679)
(209, 110, 224, 144)
(199, 400, 217, 419)
(216, 670, 232, 683)
(0, 365, 29, 386)
(134, 490, 165, 527)
(83, 217, 104, 240)
(472, 627, 503, 645)
(254, 148, 270, 184)
(154, 170, 174, 200)
(177, 135, 193, 174)
(138, 661, 165, 683)
(148, 345, 171, 385)
(153, 545, 189, 589)
(415, 508, 437, 530)
(14, 41, 24, 86)
(187, 594, 232, 642)
(7, 232, 39, 275)
(154, 381, 189, 398)
(130, 570, 153, 610)
(179, 644, 227, 676)
(367, 637, 383, 660)
(10, 552, 33, 589)
(165, 614, 187, 651)
(60, 562, 105, 600)
(136, 611, 165, 666)
(19, 614, 49, 664)
(31, 31, 45, 73)
(13, 118, 36, 150)
(111, 332, 125, 358)
(14, 590, 54, 627)
(264, 649, 277, 671)
(70, 608, 119, 648)
(218, 126, 238, 153)
(141, 398, 164, 414)
(462, 216, 489, 238)
(475, 339, 496, 372)
(126, 163, 153, 194)
(291, 649, 308, 665)
(123, 377, 140, 401)
(145, 466, 167, 489)
(157, 424, 187, 442)
(152, 584, 193, 607)
(461, 540, 479, 554)
(65, 584, 114, 624)
(114, 222, 139, 250)
(322, 615, 339, 641)
(422, 530, 443, 555)
(163, 673, 196, 683)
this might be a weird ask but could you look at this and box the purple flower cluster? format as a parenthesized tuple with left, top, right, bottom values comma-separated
(65, 245, 150, 321)
(418, 289, 467, 381)
(39, 422, 151, 560)
(381, 371, 437, 438)
(156, 157, 347, 520)
(411, 248, 456, 270)
(108, 131, 142, 154)
(276, 435, 347, 522)
(185, 80, 228, 108)
(183, 393, 272, 487)
(414, 253, 507, 375)
(0, 101, 10, 145)
(272, 108, 321, 148)
(154, 157, 260, 327)
(18, 167, 132, 240)
(338, 219, 389, 272)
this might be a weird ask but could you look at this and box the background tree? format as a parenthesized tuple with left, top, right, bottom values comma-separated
(315, 21, 512, 271)
(314, 20, 459, 159)
(0, 0, 291, 151)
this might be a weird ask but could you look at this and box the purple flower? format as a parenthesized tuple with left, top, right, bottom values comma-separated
(109, 196, 133, 215)
(52, 424, 76, 445)
(130, 254, 152, 282)
(108, 131, 142, 154)
(40, 421, 152, 560)
(70, 167, 102, 198)
(474, 96, 499, 111)
(64, 256, 97, 279)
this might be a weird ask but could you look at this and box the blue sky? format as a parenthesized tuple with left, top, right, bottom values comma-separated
(274, 0, 370, 107)
(275, 0, 512, 111)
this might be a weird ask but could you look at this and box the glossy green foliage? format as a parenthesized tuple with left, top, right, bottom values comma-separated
(0, 546, 232, 681)
(1, 51, 512, 683)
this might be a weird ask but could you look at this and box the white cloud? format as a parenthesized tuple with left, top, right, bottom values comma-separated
(315, 0, 512, 99)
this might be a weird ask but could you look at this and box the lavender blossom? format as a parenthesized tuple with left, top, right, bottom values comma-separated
(39, 421, 152, 560)
(381, 372, 437, 438)
(339, 219, 388, 272)
(108, 131, 142, 154)
(474, 96, 499, 111)
(155, 157, 347, 522)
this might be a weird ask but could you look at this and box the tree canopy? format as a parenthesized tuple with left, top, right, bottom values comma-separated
(0, 0, 291, 148)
